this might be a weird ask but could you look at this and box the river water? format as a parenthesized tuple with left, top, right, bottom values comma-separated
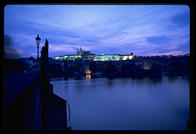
(50, 76, 189, 130)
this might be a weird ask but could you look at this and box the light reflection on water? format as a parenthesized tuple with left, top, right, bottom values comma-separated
(50, 76, 189, 130)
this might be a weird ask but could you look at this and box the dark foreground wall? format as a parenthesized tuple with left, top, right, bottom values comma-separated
(3, 39, 68, 131)
(3, 69, 42, 130)
(3, 69, 68, 131)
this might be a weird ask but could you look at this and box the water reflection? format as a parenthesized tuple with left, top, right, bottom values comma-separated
(106, 79, 114, 88)
(50, 76, 189, 130)
(86, 69, 91, 79)
(167, 75, 189, 83)
(86, 74, 91, 79)
(75, 79, 84, 93)
(134, 77, 162, 87)
(64, 85, 69, 94)
(168, 76, 178, 83)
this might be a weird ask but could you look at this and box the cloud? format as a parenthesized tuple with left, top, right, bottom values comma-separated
(147, 51, 188, 56)
(4, 48, 20, 59)
(4, 35, 21, 59)
(4, 5, 190, 57)
(146, 36, 170, 45)
(176, 42, 189, 52)
(170, 11, 190, 27)
(49, 44, 91, 56)
(49, 44, 75, 52)
(4, 35, 13, 47)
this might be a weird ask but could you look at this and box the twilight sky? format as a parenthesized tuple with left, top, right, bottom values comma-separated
(4, 5, 190, 58)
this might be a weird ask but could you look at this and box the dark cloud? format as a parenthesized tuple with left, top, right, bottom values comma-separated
(155, 48, 171, 53)
(4, 48, 20, 59)
(4, 35, 12, 47)
(146, 36, 170, 44)
(5, 5, 190, 57)
(176, 42, 189, 52)
(170, 11, 190, 27)
(4, 35, 20, 59)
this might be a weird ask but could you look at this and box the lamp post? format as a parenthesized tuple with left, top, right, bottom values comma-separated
(35, 34, 41, 62)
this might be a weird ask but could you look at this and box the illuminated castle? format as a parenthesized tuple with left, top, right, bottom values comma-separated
(55, 47, 134, 61)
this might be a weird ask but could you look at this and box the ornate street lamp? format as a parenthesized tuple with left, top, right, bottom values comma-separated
(35, 34, 41, 61)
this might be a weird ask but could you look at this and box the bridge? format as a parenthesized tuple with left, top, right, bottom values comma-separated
(3, 39, 69, 131)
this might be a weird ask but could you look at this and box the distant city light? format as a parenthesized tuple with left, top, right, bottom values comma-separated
(143, 62, 151, 70)
(86, 74, 91, 79)
(85, 69, 91, 75)
(55, 48, 134, 61)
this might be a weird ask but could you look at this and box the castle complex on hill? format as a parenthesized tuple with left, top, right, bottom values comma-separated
(55, 47, 134, 61)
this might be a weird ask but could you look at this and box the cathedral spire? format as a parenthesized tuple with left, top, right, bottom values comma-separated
(79, 46, 82, 52)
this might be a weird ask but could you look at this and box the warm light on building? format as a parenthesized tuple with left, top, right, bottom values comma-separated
(128, 55, 134, 60)
(94, 55, 121, 61)
(85, 69, 91, 75)
(122, 56, 128, 60)
(55, 48, 134, 61)
(55, 56, 60, 60)
(143, 62, 151, 70)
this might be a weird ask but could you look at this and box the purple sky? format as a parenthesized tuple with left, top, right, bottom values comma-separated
(4, 5, 190, 58)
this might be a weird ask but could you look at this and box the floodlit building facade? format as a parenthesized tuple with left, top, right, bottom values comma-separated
(55, 47, 134, 61)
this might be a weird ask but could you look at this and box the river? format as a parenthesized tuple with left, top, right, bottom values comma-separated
(50, 76, 189, 130)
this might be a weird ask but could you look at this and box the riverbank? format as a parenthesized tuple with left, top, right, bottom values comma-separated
(48, 54, 189, 79)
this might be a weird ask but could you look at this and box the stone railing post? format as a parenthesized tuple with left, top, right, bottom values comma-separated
(40, 39, 50, 130)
